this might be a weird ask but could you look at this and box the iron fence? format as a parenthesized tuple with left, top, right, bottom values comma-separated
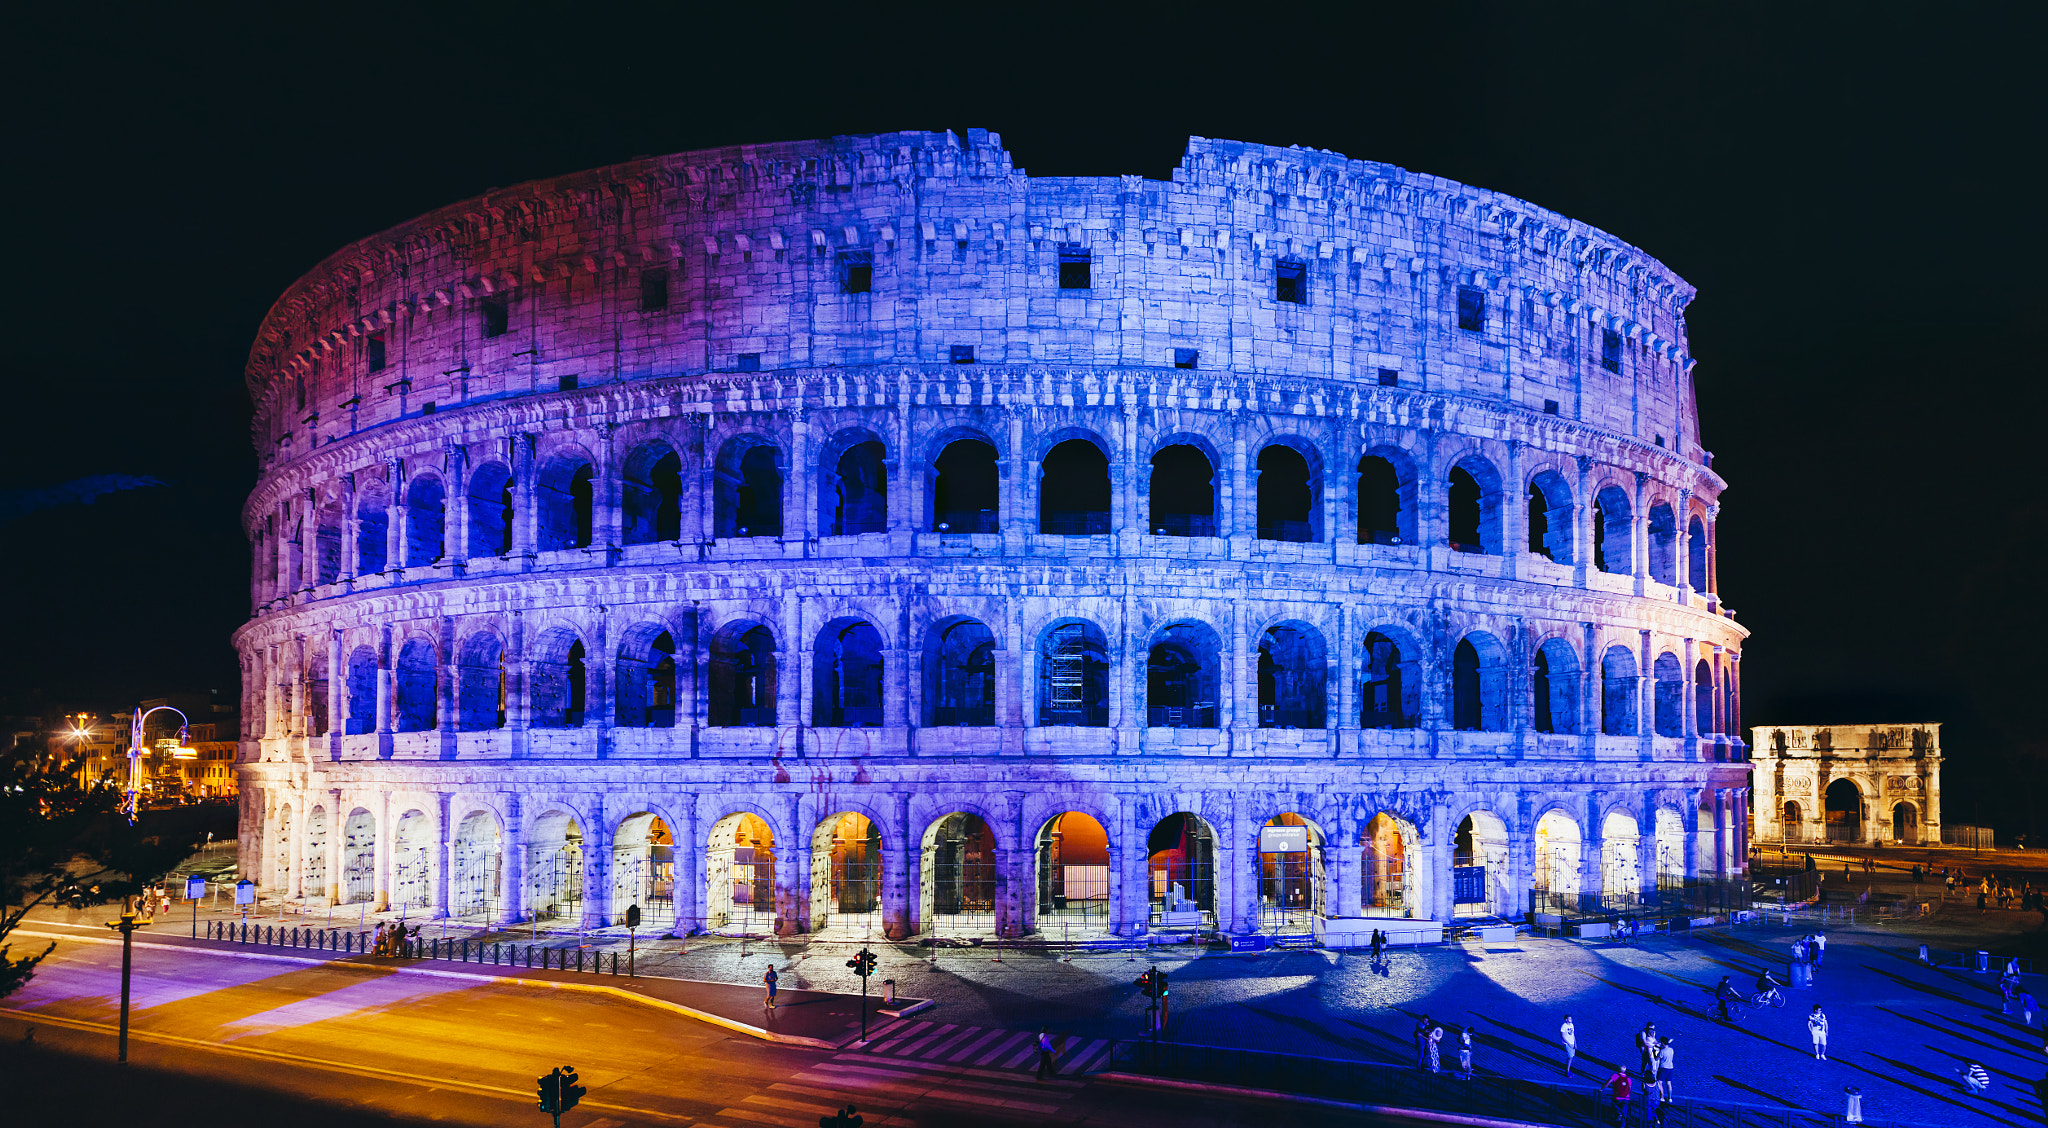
(204, 918, 634, 976)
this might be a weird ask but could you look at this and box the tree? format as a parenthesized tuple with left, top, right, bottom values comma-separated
(1, 741, 203, 999)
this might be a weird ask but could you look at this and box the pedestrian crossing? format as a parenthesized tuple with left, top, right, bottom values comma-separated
(692, 1024, 1108, 1128)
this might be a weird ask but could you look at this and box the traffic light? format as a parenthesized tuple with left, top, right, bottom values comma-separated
(537, 1066, 585, 1126)
(1155, 969, 1169, 998)
(1135, 969, 1157, 998)
(847, 948, 877, 977)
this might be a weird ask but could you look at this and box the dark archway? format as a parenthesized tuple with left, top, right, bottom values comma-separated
(931, 439, 999, 533)
(1255, 444, 1318, 542)
(1647, 503, 1678, 585)
(1257, 623, 1327, 728)
(622, 442, 683, 545)
(1694, 660, 1716, 735)
(1527, 471, 1574, 562)
(1533, 638, 1581, 735)
(1601, 645, 1637, 736)
(1147, 813, 1217, 920)
(457, 632, 506, 731)
(404, 474, 446, 567)
(1147, 621, 1221, 728)
(468, 462, 515, 558)
(814, 618, 884, 728)
(1040, 439, 1110, 535)
(344, 646, 378, 735)
(530, 631, 587, 728)
(1593, 486, 1633, 574)
(1360, 630, 1417, 728)
(395, 638, 437, 732)
(926, 618, 996, 726)
(1149, 445, 1215, 537)
(825, 440, 888, 536)
(1825, 779, 1863, 842)
(1039, 620, 1108, 726)
(716, 439, 784, 539)
(1355, 452, 1415, 546)
(1653, 652, 1684, 737)
(1446, 456, 1501, 555)
(1450, 633, 1507, 731)
(710, 626, 777, 727)
(1687, 514, 1709, 590)
(615, 630, 676, 729)
(355, 484, 389, 574)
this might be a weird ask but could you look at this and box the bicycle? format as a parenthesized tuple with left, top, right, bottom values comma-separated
(1748, 989, 1786, 1009)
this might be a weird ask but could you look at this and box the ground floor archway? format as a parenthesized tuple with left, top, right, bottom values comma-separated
(1825, 779, 1863, 843)
(706, 812, 775, 933)
(1452, 811, 1510, 918)
(1533, 809, 1581, 912)
(451, 811, 501, 920)
(921, 813, 998, 936)
(1147, 813, 1216, 929)
(392, 809, 434, 912)
(1360, 812, 1421, 917)
(811, 812, 883, 935)
(1891, 802, 1919, 846)
(527, 811, 585, 924)
(274, 807, 293, 894)
(1036, 812, 1110, 934)
(342, 808, 376, 904)
(1257, 813, 1325, 933)
(304, 806, 329, 902)
(613, 813, 675, 929)
(1600, 811, 1641, 907)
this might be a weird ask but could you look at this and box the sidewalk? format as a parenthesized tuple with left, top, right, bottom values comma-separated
(14, 916, 927, 1050)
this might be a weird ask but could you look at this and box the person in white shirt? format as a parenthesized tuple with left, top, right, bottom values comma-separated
(1560, 1015, 1577, 1076)
(1807, 1005, 1829, 1060)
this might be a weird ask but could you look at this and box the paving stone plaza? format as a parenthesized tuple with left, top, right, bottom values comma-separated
(233, 130, 1752, 945)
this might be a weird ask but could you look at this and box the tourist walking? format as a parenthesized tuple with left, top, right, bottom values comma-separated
(1603, 1067, 1633, 1124)
(1035, 1027, 1058, 1080)
(1414, 1014, 1433, 1070)
(1961, 1060, 1990, 1095)
(1456, 1027, 1474, 1079)
(2014, 990, 2037, 1027)
(762, 964, 779, 1011)
(1655, 1036, 1676, 1098)
(1811, 931, 1826, 969)
(1637, 1022, 1658, 1075)
(1807, 1005, 1829, 1060)
(1427, 1022, 1444, 1073)
(1561, 1015, 1578, 1077)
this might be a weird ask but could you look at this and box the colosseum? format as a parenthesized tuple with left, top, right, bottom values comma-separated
(233, 129, 1750, 944)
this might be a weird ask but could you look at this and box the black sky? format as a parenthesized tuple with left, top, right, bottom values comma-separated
(5, 4, 2042, 825)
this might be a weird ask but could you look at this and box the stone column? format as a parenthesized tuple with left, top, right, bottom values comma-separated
(883, 791, 912, 940)
(1578, 796, 1604, 912)
(1502, 440, 1524, 580)
(1630, 471, 1649, 597)
(1107, 797, 1132, 936)
(513, 434, 538, 562)
(1675, 488, 1694, 599)
(1334, 603, 1357, 749)
(327, 629, 343, 758)
(596, 423, 621, 555)
(1220, 794, 1250, 934)
(499, 795, 526, 925)
(446, 445, 470, 572)
(339, 473, 358, 586)
(326, 788, 345, 903)
(1327, 810, 1359, 921)
(434, 792, 453, 919)
(375, 789, 393, 911)
(375, 626, 395, 754)
(1507, 801, 1534, 921)
(1002, 408, 1024, 543)
(1681, 637, 1700, 760)
(385, 458, 404, 572)
(1572, 455, 1594, 588)
(438, 615, 458, 760)
(676, 792, 702, 936)
(1638, 628, 1655, 759)
(1637, 792, 1660, 901)
(1001, 790, 1029, 938)
(583, 794, 610, 928)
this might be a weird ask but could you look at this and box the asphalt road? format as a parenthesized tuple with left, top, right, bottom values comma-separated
(0, 925, 1403, 1128)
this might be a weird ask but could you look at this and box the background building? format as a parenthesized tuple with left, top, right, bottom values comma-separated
(1750, 723, 1941, 846)
(235, 131, 1750, 940)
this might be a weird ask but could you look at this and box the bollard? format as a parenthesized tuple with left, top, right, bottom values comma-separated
(1843, 1086, 1863, 1123)
(882, 979, 896, 1005)
(1977, 950, 1990, 973)
(1919, 944, 1929, 964)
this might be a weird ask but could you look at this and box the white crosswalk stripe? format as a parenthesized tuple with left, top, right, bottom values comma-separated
(693, 1045, 1089, 1128)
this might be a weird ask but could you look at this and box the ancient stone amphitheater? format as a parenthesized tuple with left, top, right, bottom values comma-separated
(235, 130, 1750, 942)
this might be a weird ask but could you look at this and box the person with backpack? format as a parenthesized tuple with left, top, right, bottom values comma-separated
(1603, 1067, 1633, 1124)
(1807, 1005, 1829, 1060)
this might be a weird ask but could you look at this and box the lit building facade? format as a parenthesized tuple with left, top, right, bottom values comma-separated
(1749, 724, 1940, 847)
(235, 131, 1749, 940)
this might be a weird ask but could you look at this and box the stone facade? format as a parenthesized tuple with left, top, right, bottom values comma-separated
(1749, 724, 1940, 847)
(234, 130, 1750, 941)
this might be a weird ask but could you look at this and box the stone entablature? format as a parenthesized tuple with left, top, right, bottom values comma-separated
(1750, 724, 1941, 847)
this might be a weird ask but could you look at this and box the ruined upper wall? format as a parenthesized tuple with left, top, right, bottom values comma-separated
(1750, 724, 1943, 761)
(246, 130, 1703, 469)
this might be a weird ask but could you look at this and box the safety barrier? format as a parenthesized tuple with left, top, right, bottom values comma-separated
(203, 919, 627, 975)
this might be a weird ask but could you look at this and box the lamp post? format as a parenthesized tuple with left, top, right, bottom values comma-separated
(125, 704, 191, 824)
(105, 895, 153, 1063)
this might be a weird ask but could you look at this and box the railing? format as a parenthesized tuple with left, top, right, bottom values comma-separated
(1099, 1040, 1932, 1128)
(1147, 705, 1218, 729)
(1257, 706, 1321, 729)
(1041, 511, 1110, 535)
(1040, 705, 1108, 727)
(1151, 513, 1215, 537)
(204, 918, 631, 976)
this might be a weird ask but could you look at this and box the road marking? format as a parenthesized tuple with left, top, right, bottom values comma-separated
(0, 1006, 695, 1124)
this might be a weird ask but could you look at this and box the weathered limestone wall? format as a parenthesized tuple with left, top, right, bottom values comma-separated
(1750, 724, 1940, 847)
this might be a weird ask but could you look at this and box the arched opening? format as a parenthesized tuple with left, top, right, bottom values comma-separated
(1593, 486, 1633, 574)
(1149, 444, 1215, 537)
(1687, 514, 1709, 590)
(1355, 452, 1415, 546)
(451, 811, 501, 921)
(1445, 456, 1501, 555)
(1527, 471, 1575, 562)
(1258, 622, 1327, 729)
(1824, 779, 1863, 843)
(1693, 660, 1716, 735)
(1601, 811, 1642, 907)
(467, 462, 515, 558)
(715, 439, 784, 539)
(1147, 621, 1221, 729)
(615, 629, 677, 729)
(1258, 813, 1325, 932)
(705, 812, 776, 933)
(824, 439, 888, 536)
(922, 813, 998, 935)
(342, 808, 376, 904)
(355, 485, 389, 574)
(1450, 633, 1508, 731)
(1039, 620, 1109, 726)
(931, 438, 999, 533)
(1036, 812, 1110, 931)
(1360, 812, 1417, 916)
(287, 518, 304, 591)
(1452, 812, 1511, 918)
(1147, 813, 1216, 927)
(1360, 630, 1418, 728)
(1600, 645, 1638, 736)
(1780, 800, 1802, 843)
(395, 638, 437, 733)
(1654, 808, 1687, 881)
(710, 625, 776, 727)
(1039, 438, 1110, 535)
(274, 807, 292, 893)
(305, 650, 330, 737)
(811, 812, 883, 933)
(315, 503, 344, 584)
(622, 443, 683, 545)
(1255, 444, 1319, 542)
(527, 811, 585, 923)
(1652, 652, 1684, 737)
(1891, 802, 1919, 846)
(813, 618, 884, 728)
(1533, 638, 1581, 735)
(404, 474, 446, 567)
(392, 810, 433, 911)
(1532, 809, 1582, 912)
(530, 632, 587, 728)
(925, 618, 996, 726)
(1647, 503, 1678, 585)
(457, 632, 506, 731)
(536, 455, 596, 551)
(612, 813, 675, 930)
(304, 805, 329, 902)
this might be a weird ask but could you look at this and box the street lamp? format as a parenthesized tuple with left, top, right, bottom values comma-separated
(125, 704, 190, 824)
(105, 894, 154, 1063)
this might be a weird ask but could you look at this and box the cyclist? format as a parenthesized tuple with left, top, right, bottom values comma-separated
(1714, 975, 1741, 1021)
(1754, 967, 1785, 1008)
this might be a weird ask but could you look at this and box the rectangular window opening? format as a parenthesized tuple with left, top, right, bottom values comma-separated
(1058, 243, 1091, 289)
(639, 269, 669, 312)
(1377, 368, 1399, 388)
(481, 299, 509, 339)
(559, 374, 579, 392)
(420, 401, 436, 415)
(1543, 399, 1560, 415)
(836, 249, 873, 294)
(1275, 258, 1307, 304)
(1457, 286, 1486, 332)
(949, 345, 976, 364)
(1173, 348, 1199, 369)
(366, 335, 387, 373)
(735, 353, 761, 372)
(1601, 328, 1623, 373)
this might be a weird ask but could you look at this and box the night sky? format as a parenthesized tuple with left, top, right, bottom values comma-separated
(7, 6, 2041, 827)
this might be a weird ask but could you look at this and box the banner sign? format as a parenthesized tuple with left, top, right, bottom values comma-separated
(1259, 826, 1309, 854)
